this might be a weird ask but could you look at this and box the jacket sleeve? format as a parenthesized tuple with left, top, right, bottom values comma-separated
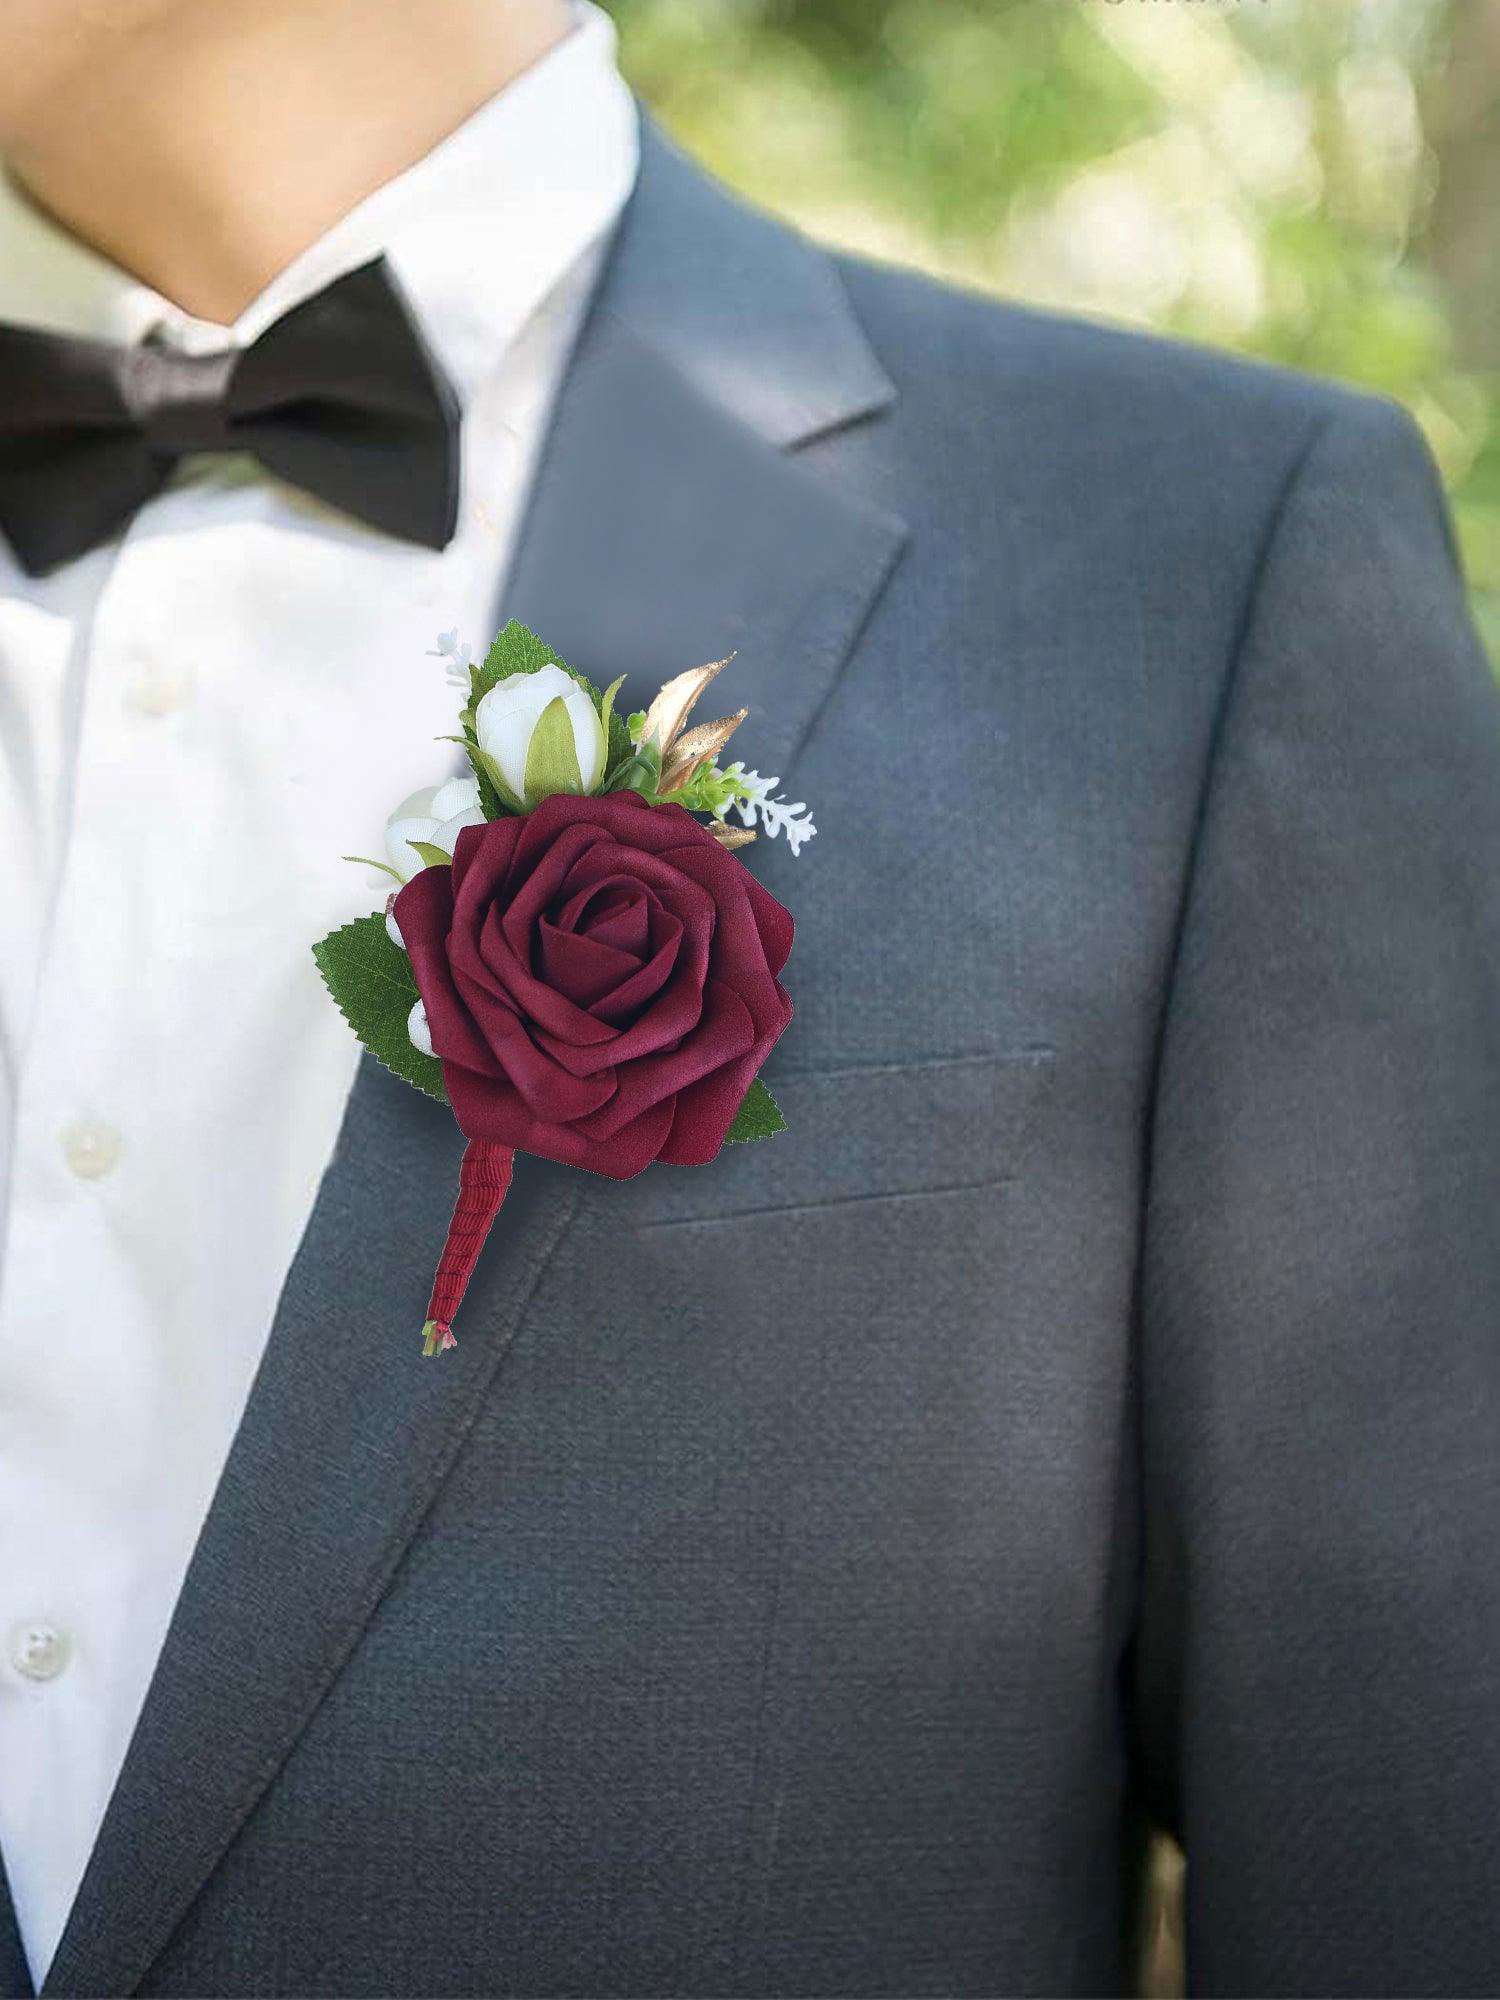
(1134, 394, 1500, 1996)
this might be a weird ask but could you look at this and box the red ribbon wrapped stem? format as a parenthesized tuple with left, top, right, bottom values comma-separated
(421, 1140, 515, 1356)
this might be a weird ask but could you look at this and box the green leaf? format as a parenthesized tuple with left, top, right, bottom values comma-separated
(598, 674, 626, 785)
(523, 694, 584, 802)
(724, 1076, 786, 1143)
(605, 737, 663, 798)
(312, 914, 448, 1104)
(667, 759, 717, 811)
(407, 840, 452, 870)
(605, 757, 648, 795)
(462, 741, 523, 817)
(466, 747, 505, 819)
(342, 854, 402, 883)
(434, 729, 515, 818)
(474, 619, 558, 699)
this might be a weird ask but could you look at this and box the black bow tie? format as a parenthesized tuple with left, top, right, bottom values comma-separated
(0, 255, 461, 577)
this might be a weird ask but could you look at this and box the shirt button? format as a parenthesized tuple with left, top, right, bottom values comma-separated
(62, 1118, 122, 1180)
(8, 1622, 71, 1682)
(128, 660, 195, 716)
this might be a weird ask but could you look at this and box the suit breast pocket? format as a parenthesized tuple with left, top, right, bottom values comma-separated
(623, 1047, 1056, 1233)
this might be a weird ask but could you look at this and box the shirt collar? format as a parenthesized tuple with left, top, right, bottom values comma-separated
(0, 1, 638, 402)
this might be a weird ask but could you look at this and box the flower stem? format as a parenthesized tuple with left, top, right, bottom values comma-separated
(421, 1140, 515, 1355)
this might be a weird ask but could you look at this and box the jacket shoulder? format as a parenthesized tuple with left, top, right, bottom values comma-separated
(830, 249, 1405, 484)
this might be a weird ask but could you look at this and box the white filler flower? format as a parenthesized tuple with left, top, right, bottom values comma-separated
(724, 766, 817, 856)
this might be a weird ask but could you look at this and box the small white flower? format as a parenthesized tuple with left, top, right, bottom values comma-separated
(474, 663, 606, 803)
(383, 774, 484, 883)
(427, 629, 473, 688)
(407, 998, 434, 1058)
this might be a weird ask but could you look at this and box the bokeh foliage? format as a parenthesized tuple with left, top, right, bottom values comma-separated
(609, 0, 1500, 659)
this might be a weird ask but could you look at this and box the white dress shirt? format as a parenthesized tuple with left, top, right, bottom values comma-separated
(0, 11, 637, 1983)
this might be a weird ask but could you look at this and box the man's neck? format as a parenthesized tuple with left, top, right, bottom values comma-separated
(6, 0, 574, 325)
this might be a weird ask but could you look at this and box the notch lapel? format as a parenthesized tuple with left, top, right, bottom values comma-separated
(499, 119, 908, 776)
(42, 116, 906, 1998)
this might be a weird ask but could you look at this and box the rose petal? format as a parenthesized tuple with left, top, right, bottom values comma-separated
(553, 878, 654, 959)
(572, 979, 756, 1142)
(536, 918, 644, 1010)
(470, 902, 617, 1048)
(586, 907, 683, 1027)
(397, 796, 795, 1177)
(449, 816, 522, 903)
(395, 865, 508, 1081)
(478, 845, 719, 1072)
(494, 820, 617, 965)
(576, 889, 651, 958)
(447, 1063, 673, 1178)
(659, 979, 793, 1166)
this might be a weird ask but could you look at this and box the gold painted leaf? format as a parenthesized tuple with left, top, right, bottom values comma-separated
(659, 708, 749, 791)
(710, 822, 757, 849)
(640, 655, 734, 757)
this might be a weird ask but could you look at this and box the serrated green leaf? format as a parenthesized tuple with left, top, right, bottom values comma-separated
(407, 840, 452, 871)
(523, 694, 584, 802)
(312, 915, 448, 1104)
(475, 619, 558, 698)
(724, 1076, 786, 1143)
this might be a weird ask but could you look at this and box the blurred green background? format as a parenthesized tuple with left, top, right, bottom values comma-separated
(607, 0, 1500, 661)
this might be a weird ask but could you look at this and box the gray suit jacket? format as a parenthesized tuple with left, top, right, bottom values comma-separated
(10, 118, 1498, 1999)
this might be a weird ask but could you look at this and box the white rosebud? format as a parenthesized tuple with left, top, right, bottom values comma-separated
(407, 998, 434, 1058)
(383, 774, 484, 883)
(474, 663, 606, 804)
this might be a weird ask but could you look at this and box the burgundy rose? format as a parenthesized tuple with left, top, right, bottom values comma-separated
(394, 792, 793, 1179)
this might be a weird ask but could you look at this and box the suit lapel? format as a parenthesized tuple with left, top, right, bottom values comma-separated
(498, 119, 907, 770)
(497, 306, 905, 776)
(43, 116, 906, 1998)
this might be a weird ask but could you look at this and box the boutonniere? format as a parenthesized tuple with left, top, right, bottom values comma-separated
(314, 622, 815, 1356)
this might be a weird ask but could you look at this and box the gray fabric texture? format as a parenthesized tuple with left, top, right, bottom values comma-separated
(11, 116, 1499, 1998)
